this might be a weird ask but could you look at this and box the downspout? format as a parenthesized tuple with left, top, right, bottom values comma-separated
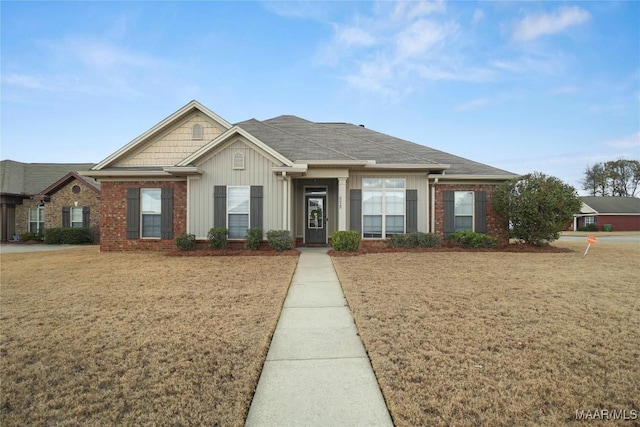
(431, 177, 438, 233)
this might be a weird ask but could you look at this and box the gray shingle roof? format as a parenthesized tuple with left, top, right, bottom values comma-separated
(236, 115, 515, 175)
(580, 196, 640, 214)
(0, 160, 97, 195)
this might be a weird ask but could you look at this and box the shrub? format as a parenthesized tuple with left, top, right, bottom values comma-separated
(245, 228, 262, 250)
(331, 230, 361, 251)
(577, 224, 598, 232)
(207, 227, 228, 249)
(387, 232, 441, 248)
(44, 227, 93, 245)
(448, 230, 499, 248)
(492, 172, 582, 245)
(266, 230, 292, 252)
(175, 233, 196, 251)
(20, 232, 41, 241)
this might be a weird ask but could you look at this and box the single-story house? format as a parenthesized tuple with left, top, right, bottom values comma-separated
(573, 196, 640, 231)
(0, 160, 100, 241)
(80, 100, 517, 251)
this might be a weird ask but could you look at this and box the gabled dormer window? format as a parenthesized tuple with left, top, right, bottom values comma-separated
(192, 124, 203, 140)
(233, 152, 245, 170)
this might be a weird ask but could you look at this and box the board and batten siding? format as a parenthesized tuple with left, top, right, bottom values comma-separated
(348, 173, 429, 233)
(187, 139, 284, 238)
(119, 113, 227, 167)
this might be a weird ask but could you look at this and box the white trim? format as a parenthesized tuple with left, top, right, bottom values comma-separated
(227, 186, 250, 240)
(428, 174, 517, 181)
(454, 190, 475, 232)
(361, 178, 406, 238)
(93, 100, 232, 170)
(140, 188, 162, 239)
(178, 126, 294, 167)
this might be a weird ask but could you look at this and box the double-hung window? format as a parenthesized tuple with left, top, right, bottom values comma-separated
(29, 206, 45, 233)
(584, 216, 595, 225)
(362, 178, 405, 238)
(141, 189, 162, 238)
(70, 207, 84, 228)
(454, 191, 474, 231)
(228, 186, 250, 239)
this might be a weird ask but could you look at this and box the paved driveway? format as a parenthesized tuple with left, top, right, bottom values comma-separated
(0, 244, 96, 254)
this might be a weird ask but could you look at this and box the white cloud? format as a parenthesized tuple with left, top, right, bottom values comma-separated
(606, 132, 640, 149)
(392, 1, 446, 22)
(455, 98, 491, 111)
(335, 26, 376, 48)
(472, 9, 485, 25)
(512, 6, 591, 42)
(395, 19, 454, 59)
(1, 73, 46, 89)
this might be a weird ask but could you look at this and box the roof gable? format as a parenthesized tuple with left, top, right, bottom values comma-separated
(38, 171, 100, 196)
(580, 196, 640, 214)
(93, 100, 232, 170)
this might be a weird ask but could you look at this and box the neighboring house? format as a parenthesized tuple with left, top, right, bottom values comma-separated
(573, 196, 640, 231)
(0, 160, 100, 241)
(81, 100, 517, 251)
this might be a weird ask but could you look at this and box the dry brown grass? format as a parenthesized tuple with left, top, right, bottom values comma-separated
(333, 241, 640, 427)
(0, 247, 297, 426)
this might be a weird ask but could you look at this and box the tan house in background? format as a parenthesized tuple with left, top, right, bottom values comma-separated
(0, 161, 100, 241)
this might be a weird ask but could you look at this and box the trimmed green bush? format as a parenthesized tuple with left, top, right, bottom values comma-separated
(20, 232, 41, 241)
(448, 230, 499, 248)
(577, 224, 598, 232)
(44, 227, 93, 245)
(175, 233, 196, 251)
(207, 227, 228, 249)
(387, 232, 441, 248)
(245, 228, 262, 250)
(266, 230, 292, 252)
(331, 230, 361, 251)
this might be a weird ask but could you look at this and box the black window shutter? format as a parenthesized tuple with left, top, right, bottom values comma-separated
(161, 187, 173, 239)
(126, 188, 140, 239)
(350, 189, 362, 232)
(250, 186, 263, 230)
(62, 206, 70, 227)
(406, 190, 418, 233)
(474, 190, 487, 234)
(82, 206, 90, 228)
(443, 191, 455, 237)
(214, 186, 227, 228)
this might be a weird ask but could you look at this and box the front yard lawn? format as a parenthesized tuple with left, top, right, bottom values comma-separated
(333, 241, 640, 427)
(0, 247, 297, 426)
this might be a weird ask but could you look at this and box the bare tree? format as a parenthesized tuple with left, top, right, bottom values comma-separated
(582, 159, 640, 197)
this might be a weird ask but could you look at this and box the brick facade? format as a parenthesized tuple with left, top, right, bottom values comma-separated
(99, 180, 187, 251)
(14, 178, 100, 237)
(433, 183, 509, 245)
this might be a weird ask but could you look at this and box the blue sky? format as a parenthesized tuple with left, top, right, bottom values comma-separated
(1, 1, 638, 193)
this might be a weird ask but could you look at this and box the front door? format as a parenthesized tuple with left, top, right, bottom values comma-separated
(305, 195, 326, 244)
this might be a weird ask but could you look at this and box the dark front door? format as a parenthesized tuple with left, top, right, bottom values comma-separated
(305, 195, 326, 244)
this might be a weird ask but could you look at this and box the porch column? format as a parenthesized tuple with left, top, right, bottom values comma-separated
(338, 177, 347, 231)
(281, 172, 289, 231)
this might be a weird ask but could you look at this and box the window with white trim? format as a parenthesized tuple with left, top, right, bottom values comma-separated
(71, 207, 83, 228)
(362, 178, 405, 238)
(192, 124, 203, 140)
(584, 216, 595, 225)
(454, 191, 474, 232)
(29, 206, 45, 233)
(228, 186, 250, 239)
(141, 189, 162, 238)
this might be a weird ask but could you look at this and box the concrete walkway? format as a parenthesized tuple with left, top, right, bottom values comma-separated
(245, 248, 393, 427)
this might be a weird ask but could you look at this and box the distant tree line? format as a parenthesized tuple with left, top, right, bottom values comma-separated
(581, 159, 640, 197)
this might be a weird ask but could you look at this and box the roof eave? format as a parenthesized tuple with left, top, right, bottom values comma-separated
(428, 173, 519, 181)
(78, 170, 174, 179)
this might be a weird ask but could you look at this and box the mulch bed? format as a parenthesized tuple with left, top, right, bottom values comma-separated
(165, 247, 300, 257)
(329, 243, 574, 257)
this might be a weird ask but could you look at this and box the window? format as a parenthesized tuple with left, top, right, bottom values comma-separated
(192, 124, 203, 140)
(362, 178, 405, 238)
(228, 186, 250, 239)
(71, 207, 83, 228)
(29, 206, 45, 233)
(141, 189, 162, 238)
(584, 216, 595, 225)
(454, 191, 474, 232)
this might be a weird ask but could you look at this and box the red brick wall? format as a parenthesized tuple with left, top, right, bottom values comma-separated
(593, 215, 640, 231)
(100, 181, 187, 251)
(433, 184, 509, 245)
